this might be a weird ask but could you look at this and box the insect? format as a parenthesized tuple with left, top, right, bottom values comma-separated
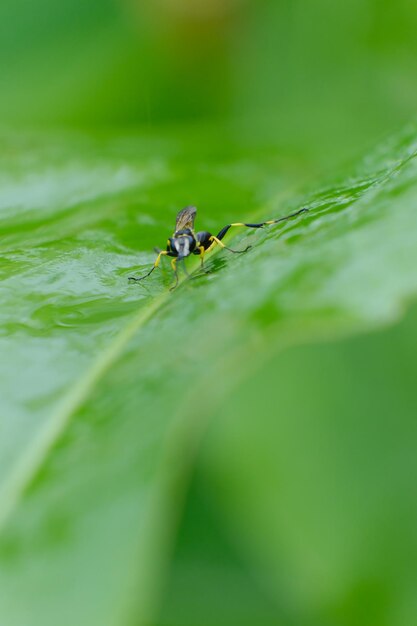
(128, 205, 308, 290)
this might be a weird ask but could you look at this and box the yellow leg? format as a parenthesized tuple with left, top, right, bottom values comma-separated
(129, 250, 168, 282)
(210, 235, 226, 248)
(155, 250, 168, 267)
(204, 237, 219, 254)
(209, 236, 250, 255)
(198, 246, 206, 266)
(170, 257, 179, 291)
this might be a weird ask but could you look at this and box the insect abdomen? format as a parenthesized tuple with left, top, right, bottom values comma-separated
(195, 231, 212, 250)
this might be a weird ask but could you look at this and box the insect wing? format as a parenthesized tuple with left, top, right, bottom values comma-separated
(175, 206, 197, 232)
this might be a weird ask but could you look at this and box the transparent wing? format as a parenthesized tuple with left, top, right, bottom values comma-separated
(175, 206, 197, 232)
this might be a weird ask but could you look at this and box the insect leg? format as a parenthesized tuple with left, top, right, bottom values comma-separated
(181, 258, 191, 277)
(209, 235, 251, 254)
(128, 250, 168, 283)
(216, 207, 309, 240)
(169, 257, 179, 291)
(195, 230, 249, 257)
(198, 245, 206, 266)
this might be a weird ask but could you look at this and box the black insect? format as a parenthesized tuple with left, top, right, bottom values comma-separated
(128, 205, 308, 290)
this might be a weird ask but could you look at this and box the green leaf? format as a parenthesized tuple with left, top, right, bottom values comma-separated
(0, 124, 417, 626)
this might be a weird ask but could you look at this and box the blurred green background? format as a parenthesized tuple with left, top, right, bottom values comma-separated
(1, 2, 417, 626)
(2, 0, 417, 161)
